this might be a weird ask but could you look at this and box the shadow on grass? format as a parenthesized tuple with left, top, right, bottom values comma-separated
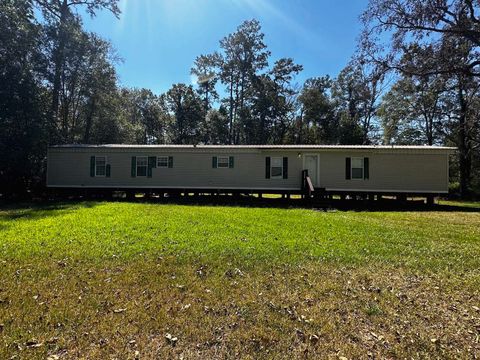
(1, 197, 478, 217)
(105, 193, 478, 212)
(0, 201, 100, 222)
(62, 195, 480, 212)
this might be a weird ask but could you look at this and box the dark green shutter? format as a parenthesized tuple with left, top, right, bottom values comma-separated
(229, 156, 234, 168)
(282, 157, 288, 179)
(148, 156, 156, 178)
(168, 156, 173, 168)
(345, 157, 351, 180)
(90, 156, 95, 177)
(106, 164, 111, 177)
(364, 157, 369, 180)
(265, 157, 271, 179)
(149, 156, 156, 168)
(131, 156, 136, 178)
(212, 156, 218, 168)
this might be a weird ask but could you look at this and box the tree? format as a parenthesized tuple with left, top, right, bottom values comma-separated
(119, 88, 170, 144)
(332, 62, 385, 144)
(165, 84, 203, 144)
(378, 75, 445, 145)
(0, 0, 47, 196)
(360, 0, 480, 196)
(441, 73, 480, 195)
(297, 77, 338, 144)
(250, 58, 303, 144)
(191, 53, 221, 113)
(34, 0, 120, 142)
(217, 19, 271, 143)
(191, 20, 303, 146)
(200, 108, 230, 144)
(360, 0, 480, 77)
(80, 34, 119, 144)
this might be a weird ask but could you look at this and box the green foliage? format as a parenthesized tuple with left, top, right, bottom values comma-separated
(2, 0, 479, 197)
(0, 0, 47, 196)
(360, 0, 480, 196)
(165, 84, 204, 144)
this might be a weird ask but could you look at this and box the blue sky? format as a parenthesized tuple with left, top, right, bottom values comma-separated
(82, 0, 368, 94)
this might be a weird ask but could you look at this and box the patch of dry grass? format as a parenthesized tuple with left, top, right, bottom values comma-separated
(0, 201, 479, 359)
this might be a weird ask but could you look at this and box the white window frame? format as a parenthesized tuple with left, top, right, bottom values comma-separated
(157, 156, 169, 168)
(95, 156, 106, 177)
(270, 157, 283, 179)
(351, 157, 364, 180)
(136, 156, 148, 177)
(217, 156, 229, 168)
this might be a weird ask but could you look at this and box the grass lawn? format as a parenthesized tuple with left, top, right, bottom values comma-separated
(0, 200, 479, 359)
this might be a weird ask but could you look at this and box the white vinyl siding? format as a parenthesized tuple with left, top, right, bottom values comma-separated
(46, 147, 451, 193)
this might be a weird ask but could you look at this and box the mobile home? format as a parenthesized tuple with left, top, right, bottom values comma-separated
(47, 144, 455, 199)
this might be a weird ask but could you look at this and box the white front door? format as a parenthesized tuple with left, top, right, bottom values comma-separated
(304, 155, 318, 187)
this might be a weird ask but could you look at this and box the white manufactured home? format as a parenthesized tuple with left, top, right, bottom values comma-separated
(47, 144, 455, 199)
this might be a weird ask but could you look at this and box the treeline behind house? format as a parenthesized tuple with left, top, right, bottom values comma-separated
(1, 0, 479, 197)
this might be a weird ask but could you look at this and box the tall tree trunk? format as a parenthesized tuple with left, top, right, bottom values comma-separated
(457, 81, 472, 198)
(297, 109, 304, 145)
(426, 115, 433, 146)
(83, 96, 96, 143)
(228, 75, 234, 144)
(49, 0, 70, 144)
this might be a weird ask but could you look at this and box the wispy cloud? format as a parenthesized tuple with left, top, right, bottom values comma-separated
(232, 0, 321, 45)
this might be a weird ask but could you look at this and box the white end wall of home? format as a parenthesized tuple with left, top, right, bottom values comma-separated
(47, 147, 450, 193)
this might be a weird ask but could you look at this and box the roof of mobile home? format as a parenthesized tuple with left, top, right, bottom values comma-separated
(49, 144, 457, 151)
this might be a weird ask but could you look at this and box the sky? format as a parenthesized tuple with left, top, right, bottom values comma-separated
(81, 0, 369, 95)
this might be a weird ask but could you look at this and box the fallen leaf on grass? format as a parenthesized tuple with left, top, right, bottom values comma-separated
(295, 328, 305, 341)
(225, 268, 244, 278)
(196, 265, 207, 277)
(26, 339, 43, 348)
(298, 315, 313, 324)
(165, 333, 178, 346)
(309, 334, 319, 344)
(46, 337, 58, 344)
(370, 332, 384, 341)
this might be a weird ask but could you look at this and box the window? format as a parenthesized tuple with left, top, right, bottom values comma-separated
(217, 156, 229, 168)
(351, 157, 364, 180)
(157, 156, 168, 168)
(95, 156, 106, 177)
(136, 156, 148, 177)
(271, 157, 283, 179)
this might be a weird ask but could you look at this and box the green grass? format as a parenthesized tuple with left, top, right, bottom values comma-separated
(0, 200, 479, 359)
